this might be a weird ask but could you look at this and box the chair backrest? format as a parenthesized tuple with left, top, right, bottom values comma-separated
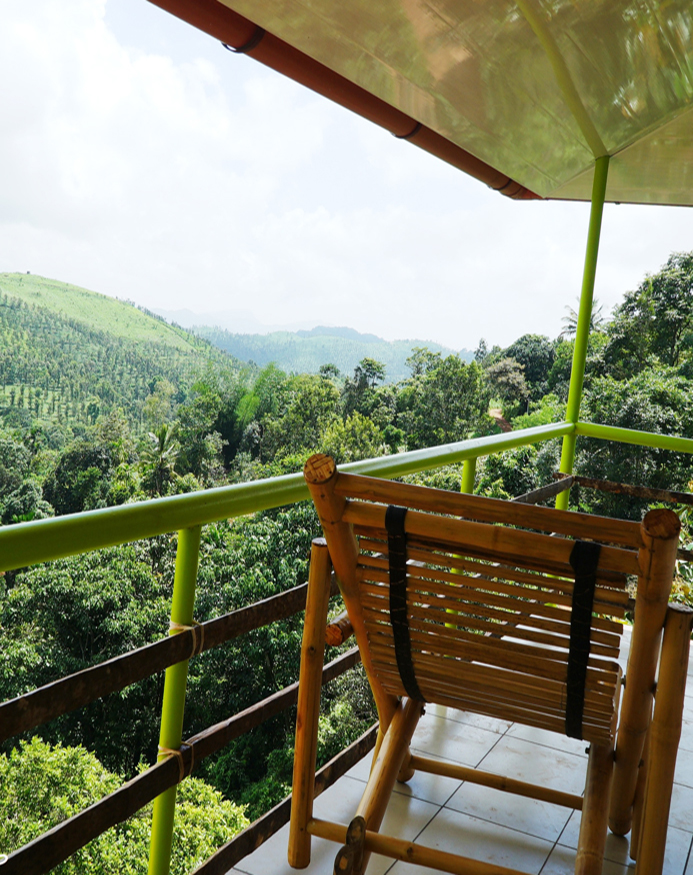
(304, 454, 680, 746)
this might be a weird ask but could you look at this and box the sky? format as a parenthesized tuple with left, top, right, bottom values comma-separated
(2, 0, 693, 351)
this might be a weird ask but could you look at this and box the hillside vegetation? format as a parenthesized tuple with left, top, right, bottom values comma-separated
(0, 273, 242, 430)
(1, 273, 199, 350)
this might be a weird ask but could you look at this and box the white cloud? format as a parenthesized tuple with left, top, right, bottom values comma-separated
(1, 0, 692, 352)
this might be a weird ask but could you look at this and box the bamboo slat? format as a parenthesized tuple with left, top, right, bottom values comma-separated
(366, 617, 621, 679)
(344, 501, 641, 576)
(370, 664, 615, 732)
(357, 565, 627, 632)
(360, 593, 621, 660)
(357, 573, 624, 645)
(369, 642, 618, 712)
(335, 471, 642, 548)
(358, 553, 628, 619)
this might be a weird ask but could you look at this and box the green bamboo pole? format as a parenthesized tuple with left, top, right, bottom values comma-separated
(576, 421, 693, 454)
(0, 421, 572, 573)
(556, 155, 610, 511)
(148, 525, 201, 875)
(460, 457, 477, 494)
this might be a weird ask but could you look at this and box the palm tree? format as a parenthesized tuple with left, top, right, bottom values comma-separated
(139, 422, 180, 495)
(560, 297, 604, 338)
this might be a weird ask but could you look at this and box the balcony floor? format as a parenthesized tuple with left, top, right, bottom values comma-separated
(231, 627, 693, 874)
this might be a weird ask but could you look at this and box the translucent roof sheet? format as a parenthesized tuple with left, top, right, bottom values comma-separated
(217, 0, 693, 205)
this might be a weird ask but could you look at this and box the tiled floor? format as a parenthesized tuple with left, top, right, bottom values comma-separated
(231, 627, 693, 874)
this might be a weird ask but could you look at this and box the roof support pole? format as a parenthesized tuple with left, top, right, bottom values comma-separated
(556, 155, 609, 510)
(148, 525, 202, 875)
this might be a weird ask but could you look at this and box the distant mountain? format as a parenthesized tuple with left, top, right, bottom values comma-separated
(193, 324, 472, 383)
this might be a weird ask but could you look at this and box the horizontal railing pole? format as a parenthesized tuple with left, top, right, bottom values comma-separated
(0, 577, 339, 744)
(2, 647, 360, 875)
(0, 422, 573, 573)
(576, 422, 693, 454)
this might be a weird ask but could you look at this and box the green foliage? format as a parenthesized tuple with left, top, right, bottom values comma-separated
(578, 367, 693, 517)
(398, 355, 491, 449)
(0, 737, 248, 875)
(485, 357, 529, 417)
(0, 546, 171, 773)
(605, 253, 693, 373)
(500, 334, 555, 399)
(0, 275, 240, 433)
(321, 411, 386, 464)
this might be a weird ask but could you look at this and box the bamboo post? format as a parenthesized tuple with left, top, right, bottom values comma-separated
(629, 724, 650, 856)
(575, 742, 614, 875)
(148, 525, 202, 875)
(288, 539, 333, 869)
(609, 509, 680, 835)
(304, 455, 399, 740)
(556, 155, 609, 511)
(634, 603, 693, 874)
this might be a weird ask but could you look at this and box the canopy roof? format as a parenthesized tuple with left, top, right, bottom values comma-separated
(155, 0, 692, 206)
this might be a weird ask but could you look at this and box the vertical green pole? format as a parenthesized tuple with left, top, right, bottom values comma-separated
(461, 457, 477, 494)
(556, 155, 609, 511)
(148, 525, 202, 875)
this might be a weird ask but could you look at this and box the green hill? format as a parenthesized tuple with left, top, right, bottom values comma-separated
(0, 273, 200, 352)
(195, 325, 469, 383)
(0, 274, 241, 431)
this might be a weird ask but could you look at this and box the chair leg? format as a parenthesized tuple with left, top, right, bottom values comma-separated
(288, 539, 333, 869)
(343, 697, 423, 875)
(575, 742, 614, 875)
(635, 604, 693, 875)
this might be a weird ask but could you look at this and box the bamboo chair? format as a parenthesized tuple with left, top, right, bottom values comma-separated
(289, 454, 691, 875)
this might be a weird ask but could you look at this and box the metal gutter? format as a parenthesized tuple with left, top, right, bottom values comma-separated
(147, 0, 540, 200)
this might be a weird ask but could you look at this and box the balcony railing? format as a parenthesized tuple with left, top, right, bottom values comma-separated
(3, 419, 693, 875)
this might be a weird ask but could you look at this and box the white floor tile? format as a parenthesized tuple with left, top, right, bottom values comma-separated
(387, 807, 554, 875)
(424, 702, 512, 734)
(409, 710, 501, 767)
(507, 722, 590, 757)
(676, 747, 693, 789)
(476, 734, 588, 795)
(446, 781, 573, 842)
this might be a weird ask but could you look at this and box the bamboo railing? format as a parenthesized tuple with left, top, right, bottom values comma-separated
(3, 419, 693, 874)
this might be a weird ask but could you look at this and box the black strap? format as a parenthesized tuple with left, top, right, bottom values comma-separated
(386, 505, 425, 702)
(565, 540, 601, 739)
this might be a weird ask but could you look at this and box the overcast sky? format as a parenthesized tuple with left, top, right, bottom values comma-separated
(2, 0, 693, 351)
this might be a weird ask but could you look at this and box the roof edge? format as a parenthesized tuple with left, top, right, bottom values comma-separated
(148, 0, 541, 200)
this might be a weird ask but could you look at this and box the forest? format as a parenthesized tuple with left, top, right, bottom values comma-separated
(2, 252, 693, 873)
